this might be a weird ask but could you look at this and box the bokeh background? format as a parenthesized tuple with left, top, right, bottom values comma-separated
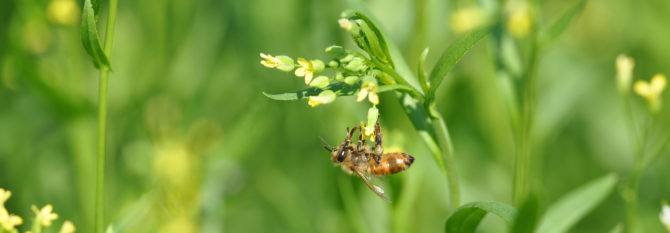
(1, 0, 670, 232)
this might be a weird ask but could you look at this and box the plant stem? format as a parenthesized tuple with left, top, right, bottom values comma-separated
(96, 0, 117, 233)
(433, 113, 460, 208)
(513, 13, 539, 205)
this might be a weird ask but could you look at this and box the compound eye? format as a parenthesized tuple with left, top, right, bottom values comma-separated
(337, 149, 346, 162)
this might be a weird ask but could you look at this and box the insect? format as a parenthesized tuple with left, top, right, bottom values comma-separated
(320, 118, 415, 201)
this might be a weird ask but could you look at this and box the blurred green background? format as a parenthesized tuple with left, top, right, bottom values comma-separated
(1, 0, 670, 232)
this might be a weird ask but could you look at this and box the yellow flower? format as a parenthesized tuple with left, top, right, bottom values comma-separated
(308, 90, 336, 107)
(260, 53, 295, 72)
(0, 189, 10, 206)
(507, 2, 531, 38)
(634, 74, 667, 113)
(295, 58, 325, 84)
(47, 0, 80, 26)
(450, 6, 484, 34)
(32, 204, 59, 227)
(616, 54, 635, 94)
(0, 208, 23, 231)
(59, 221, 76, 233)
(356, 81, 379, 105)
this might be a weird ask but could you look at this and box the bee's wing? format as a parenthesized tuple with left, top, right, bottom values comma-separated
(353, 169, 390, 202)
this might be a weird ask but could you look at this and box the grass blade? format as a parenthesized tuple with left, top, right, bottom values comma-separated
(80, 0, 111, 70)
(539, 0, 587, 43)
(445, 201, 517, 233)
(427, 27, 489, 102)
(536, 173, 618, 233)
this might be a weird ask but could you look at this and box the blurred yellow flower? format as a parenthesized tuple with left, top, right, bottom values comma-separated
(356, 81, 379, 105)
(634, 74, 667, 113)
(32, 204, 59, 227)
(0, 208, 23, 231)
(507, 2, 531, 38)
(450, 6, 484, 34)
(616, 54, 635, 94)
(59, 220, 76, 233)
(0, 189, 10, 206)
(47, 0, 80, 26)
(295, 58, 325, 84)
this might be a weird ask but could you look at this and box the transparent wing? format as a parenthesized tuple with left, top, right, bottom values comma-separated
(353, 169, 390, 202)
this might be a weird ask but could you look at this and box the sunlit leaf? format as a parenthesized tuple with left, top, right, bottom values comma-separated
(445, 201, 517, 233)
(536, 173, 618, 233)
(80, 0, 111, 70)
(539, 0, 587, 43)
(427, 27, 489, 102)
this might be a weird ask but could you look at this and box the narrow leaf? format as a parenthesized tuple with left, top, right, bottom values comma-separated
(511, 195, 539, 233)
(539, 0, 586, 43)
(263, 83, 358, 101)
(445, 201, 517, 233)
(377, 84, 416, 93)
(80, 0, 111, 70)
(417, 47, 430, 94)
(427, 27, 490, 102)
(352, 12, 394, 67)
(536, 173, 618, 233)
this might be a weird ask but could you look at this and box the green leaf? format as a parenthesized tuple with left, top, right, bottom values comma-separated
(81, 0, 111, 70)
(539, 0, 587, 43)
(445, 201, 517, 233)
(417, 47, 430, 94)
(536, 173, 618, 233)
(351, 12, 394, 67)
(377, 84, 415, 93)
(511, 195, 539, 233)
(263, 83, 358, 101)
(427, 27, 489, 103)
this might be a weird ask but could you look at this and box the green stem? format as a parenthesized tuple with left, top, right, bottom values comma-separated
(513, 10, 539, 205)
(433, 113, 460, 207)
(96, 0, 117, 233)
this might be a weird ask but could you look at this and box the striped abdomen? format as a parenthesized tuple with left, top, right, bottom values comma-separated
(370, 152, 415, 175)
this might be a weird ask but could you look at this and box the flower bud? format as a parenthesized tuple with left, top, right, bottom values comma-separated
(309, 76, 330, 89)
(344, 76, 360, 85)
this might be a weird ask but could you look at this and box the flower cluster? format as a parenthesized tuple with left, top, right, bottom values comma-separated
(0, 188, 75, 233)
(260, 44, 384, 108)
(616, 54, 667, 113)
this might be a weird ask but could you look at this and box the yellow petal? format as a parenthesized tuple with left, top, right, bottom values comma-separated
(297, 58, 309, 67)
(368, 92, 379, 105)
(634, 81, 651, 98)
(308, 96, 323, 107)
(59, 221, 76, 233)
(294, 67, 306, 77)
(305, 72, 314, 84)
(651, 74, 667, 93)
(357, 89, 368, 102)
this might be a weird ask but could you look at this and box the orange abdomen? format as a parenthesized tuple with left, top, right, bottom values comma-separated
(370, 152, 415, 175)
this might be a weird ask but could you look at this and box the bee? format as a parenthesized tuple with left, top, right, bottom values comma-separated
(320, 118, 415, 201)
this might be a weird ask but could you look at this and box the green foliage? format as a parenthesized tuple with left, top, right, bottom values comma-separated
(539, 0, 587, 44)
(445, 202, 517, 233)
(511, 195, 539, 233)
(80, 0, 111, 70)
(536, 173, 618, 233)
(426, 27, 490, 103)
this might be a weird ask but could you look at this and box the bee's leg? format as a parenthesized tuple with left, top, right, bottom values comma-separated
(346, 126, 361, 141)
(373, 119, 384, 163)
(357, 129, 366, 152)
(353, 168, 389, 202)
